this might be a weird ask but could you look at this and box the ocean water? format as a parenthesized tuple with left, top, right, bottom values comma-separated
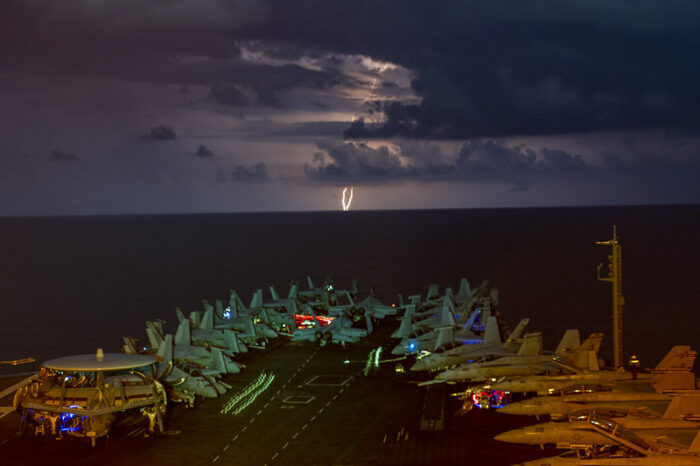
(1, 205, 698, 373)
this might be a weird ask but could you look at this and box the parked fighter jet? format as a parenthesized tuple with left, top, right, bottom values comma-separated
(147, 321, 242, 375)
(352, 289, 400, 319)
(391, 298, 459, 339)
(434, 329, 589, 383)
(493, 344, 696, 396)
(291, 304, 372, 346)
(390, 305, 489, 356)
(297, 276, 358, 305)
(514, 413, 700, 465)
(175, 307, 248, 354)
(495, 397, 700, 449)
(410, 317, 529, 372)
(155, 335, 230, 405)
(212, 299, 278, 340)
(498, 346, 698, 418)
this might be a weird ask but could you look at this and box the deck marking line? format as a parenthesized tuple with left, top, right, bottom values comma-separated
(292, 432, 299, 439)
(242, 426, 247, 432)
(232, 435, 239, 441)
(264, 402, 269, 408)
(310, 415, 316, 422)
(212, 455, 220, 463)
(283, 441, 289, 449)
(318, 408, 324, 414)
(302, 423, 308, 430)
(223, 444, 229, 452)
(325, 401, 331, 407)
(257, 409, 263, 416)
(249, 417, 256, 424)
(272, 452, 279, 460)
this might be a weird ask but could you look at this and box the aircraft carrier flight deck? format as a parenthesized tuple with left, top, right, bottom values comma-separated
(0, 321, 554, 466)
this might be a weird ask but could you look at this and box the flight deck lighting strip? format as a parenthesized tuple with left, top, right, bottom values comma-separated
(220, 371, 275, 415)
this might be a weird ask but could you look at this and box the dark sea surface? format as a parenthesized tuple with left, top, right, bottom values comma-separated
(1, 205, 698, 374)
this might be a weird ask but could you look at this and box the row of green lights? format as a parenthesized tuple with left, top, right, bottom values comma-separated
(221, 371, 271, 414)
(220, 371, 275, 415)
(231, 373, 275, 415)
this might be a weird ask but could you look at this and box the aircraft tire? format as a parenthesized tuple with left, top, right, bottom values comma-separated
(20, 410, 35, 438)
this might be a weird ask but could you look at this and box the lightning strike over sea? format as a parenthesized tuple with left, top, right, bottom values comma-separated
(342, 187, 354, 211)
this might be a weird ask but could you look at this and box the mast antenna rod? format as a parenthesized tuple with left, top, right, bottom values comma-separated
(596, 225, 625, 370)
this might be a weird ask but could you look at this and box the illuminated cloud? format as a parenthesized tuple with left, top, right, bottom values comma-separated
(306, 139, 598, 191)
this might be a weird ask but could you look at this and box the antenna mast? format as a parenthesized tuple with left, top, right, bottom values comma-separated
(596, 225, 625, 370)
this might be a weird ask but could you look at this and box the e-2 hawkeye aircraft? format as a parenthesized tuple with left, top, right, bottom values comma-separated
(13, 350, 167, 445)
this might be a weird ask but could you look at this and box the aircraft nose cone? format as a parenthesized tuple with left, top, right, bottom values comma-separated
(435, 369, 459, 381)
(494, 428, 525, 444)
(409, 361, 425, 371)
(496, 403, 525, 415)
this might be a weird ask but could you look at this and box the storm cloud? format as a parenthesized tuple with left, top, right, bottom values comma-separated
(5, 1, 698, 139)
(306, 139, 598, 190)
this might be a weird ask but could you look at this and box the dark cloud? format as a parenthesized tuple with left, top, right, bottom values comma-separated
(208, 85, 247, 106)
(141, 125, 176, 141)
(252, 0, 700, 139)
(305, 141, 409, 182)
(50, 149, 79, 161)
(3, 0, 700, 144)
(217, 163, 269, 182)
(306, 139, 598, 190)
(195, 145, 215, 157)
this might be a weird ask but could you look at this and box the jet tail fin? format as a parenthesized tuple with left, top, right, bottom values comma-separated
(202, 304, 215, 331)
(456, 278, 472, 302)
(175, 307, 187, 324)
(426, 284, 439, 301)
(157, 334, 174, 364)
(269, 286, 280, 302)
(433, 327, 454, 351)
(209, 347, 236, 374)
(662, 393, 700, 420)
(554, 329, 581, 356)
(517, 332, 543, 356)
(122, 337, 138, 354)
(567, 333, 604, 371)
(439, 301, 455, 327)
(250, 289, 263, 309)
(229, 290, 243, 318)
(146, 321, 165, 348)
(649, 346, 697, 392)
(175, 320, 192, 347)
(288, 282, 298, 299)
(224, 329, 241, 354)
(507, 318, 530, 342)
(306, 276, 314, 290)
(392, 312, 414, 339)
(482, 316, 501, 345)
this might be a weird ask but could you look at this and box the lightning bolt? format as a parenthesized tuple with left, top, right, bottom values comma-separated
(342, 186, 354, 211)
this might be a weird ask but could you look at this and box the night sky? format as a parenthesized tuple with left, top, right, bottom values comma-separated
(2, 1, 700, 215)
